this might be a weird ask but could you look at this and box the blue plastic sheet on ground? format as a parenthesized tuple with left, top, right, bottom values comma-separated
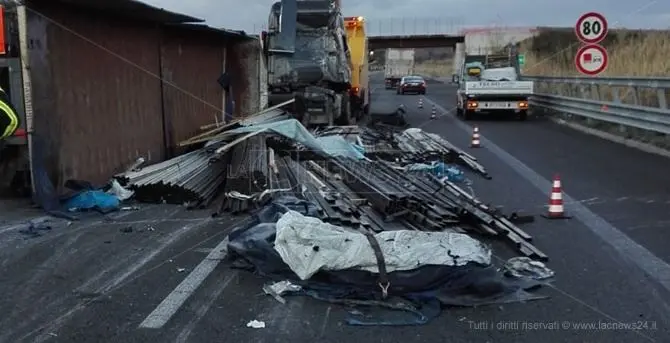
(226, 196, 549, 326)
(64, 190, 120, 213)
(407, 162, 465, 182)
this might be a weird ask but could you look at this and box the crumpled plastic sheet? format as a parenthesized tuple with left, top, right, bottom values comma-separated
(314, 135, 365, 159)
(503, 257, 555, 280)
(226, 196, 549, 326)
(221, 119, 362, 159)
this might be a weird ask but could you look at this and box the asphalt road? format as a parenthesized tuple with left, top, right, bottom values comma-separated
(0, 75, 669, 342)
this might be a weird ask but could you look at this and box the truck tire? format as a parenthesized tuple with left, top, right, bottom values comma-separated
(456, 107, 463, 117)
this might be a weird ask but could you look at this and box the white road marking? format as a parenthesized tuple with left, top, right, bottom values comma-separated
(173, 271, 238, 343)
(17, 217, 211, 343)
(139, 236, 230, 329)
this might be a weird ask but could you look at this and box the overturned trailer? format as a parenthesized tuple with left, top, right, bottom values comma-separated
(262, 0, 354, 126)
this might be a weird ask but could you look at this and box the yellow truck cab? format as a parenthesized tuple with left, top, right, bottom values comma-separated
(343, 16, 370, 117)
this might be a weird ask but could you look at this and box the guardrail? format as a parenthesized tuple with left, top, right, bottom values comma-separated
(524, 76, 670, 134)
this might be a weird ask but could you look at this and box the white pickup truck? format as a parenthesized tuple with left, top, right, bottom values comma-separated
(455, 67, 533, 121)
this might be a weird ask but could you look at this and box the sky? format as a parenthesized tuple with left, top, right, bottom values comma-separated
(143, 0, 670, 34)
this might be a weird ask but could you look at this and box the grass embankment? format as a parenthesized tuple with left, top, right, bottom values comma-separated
(520, 29, 670, 76)
(520, 29, 670, 150)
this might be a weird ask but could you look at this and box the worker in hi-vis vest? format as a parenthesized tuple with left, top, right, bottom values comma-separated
(0, 86, 19, 140)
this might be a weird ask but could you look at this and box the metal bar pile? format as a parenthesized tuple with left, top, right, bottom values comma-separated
(304, 157, 546, 261)
(115, 147, 228, 208)
(218, 136, 270, 213)
(357, 126, 490, 179)
(395, 129, 490, 179)
(279, 157, 408, 233)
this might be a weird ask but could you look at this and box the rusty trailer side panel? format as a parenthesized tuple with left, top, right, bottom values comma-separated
(28, 4, 165, 186)
(227, 39, 261, 118)
(160, 27, 225, 157)
(24, 1, 256, 188)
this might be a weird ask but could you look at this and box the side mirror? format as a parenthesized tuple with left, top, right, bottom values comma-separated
(452, 74, 459, 84)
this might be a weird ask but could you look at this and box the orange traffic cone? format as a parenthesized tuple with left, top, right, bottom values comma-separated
(418, 98, 423, 109)
(470, 126, 480, 147)
(542, 174, 571, 219)
(430, 105, 436, 119)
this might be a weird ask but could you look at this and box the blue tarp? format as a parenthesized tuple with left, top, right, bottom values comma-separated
(64, 190, 119, 213)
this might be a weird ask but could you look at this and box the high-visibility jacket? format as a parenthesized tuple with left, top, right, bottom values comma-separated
(0, 86, 19, 139)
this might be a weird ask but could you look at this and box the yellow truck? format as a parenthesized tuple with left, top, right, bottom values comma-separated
(343, 16, 370, 117)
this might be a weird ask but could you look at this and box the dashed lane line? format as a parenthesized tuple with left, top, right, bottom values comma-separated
(138, 235, 232, 329)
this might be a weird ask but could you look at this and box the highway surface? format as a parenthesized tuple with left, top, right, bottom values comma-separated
(1, 75, 669, 343)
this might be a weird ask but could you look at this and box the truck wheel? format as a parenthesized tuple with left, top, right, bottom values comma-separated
(363, 103, 369, 115)
(456, 108, 463, 117)
(517, 110, 528, 121)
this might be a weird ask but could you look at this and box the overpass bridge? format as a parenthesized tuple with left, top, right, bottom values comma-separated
(367, 34, 464, 50)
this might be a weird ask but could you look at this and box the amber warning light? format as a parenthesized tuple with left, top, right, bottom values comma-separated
(344, 16, 364, 27)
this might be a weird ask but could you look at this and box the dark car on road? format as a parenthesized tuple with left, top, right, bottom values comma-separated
(396, 76, 426, 95)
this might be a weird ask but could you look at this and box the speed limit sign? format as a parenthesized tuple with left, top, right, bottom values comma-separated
(575, 12, 608, 44)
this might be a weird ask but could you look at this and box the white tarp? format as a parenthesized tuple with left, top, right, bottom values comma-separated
(273, 211, 491, 280)
(480, 67, 519, 81)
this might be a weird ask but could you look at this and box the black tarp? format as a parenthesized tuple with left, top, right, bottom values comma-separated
(226, 196, 548, 325)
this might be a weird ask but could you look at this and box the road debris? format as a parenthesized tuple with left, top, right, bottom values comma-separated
(227, 196, 548, 326)
(246, 320, 266, 329)
(88, 105, 553, 326)
(503, 257, 555, 280)
(263, 280, 302, 304)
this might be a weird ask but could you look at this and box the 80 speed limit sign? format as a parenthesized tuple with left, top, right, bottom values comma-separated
(575, 12, 608, 43)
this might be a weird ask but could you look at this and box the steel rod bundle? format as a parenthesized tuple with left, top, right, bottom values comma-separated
(218, 136, 270, 213)
(115, 148, 228, 207)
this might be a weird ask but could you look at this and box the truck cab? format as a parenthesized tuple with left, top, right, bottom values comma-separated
(454, 52, 533, 121)
(262, 0, 354, 126)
